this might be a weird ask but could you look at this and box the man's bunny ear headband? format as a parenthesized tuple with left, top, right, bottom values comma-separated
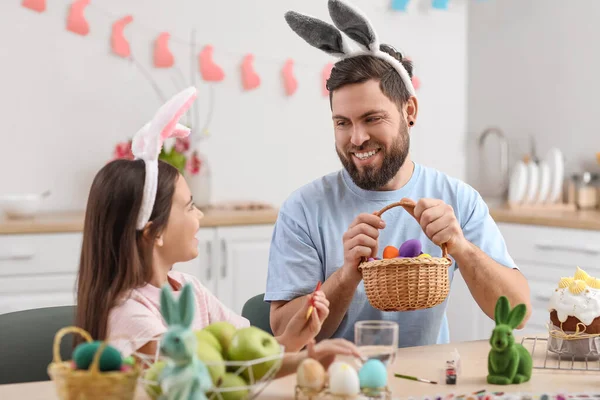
(284, 0, 415, 97)
(131, 86, 198, 230)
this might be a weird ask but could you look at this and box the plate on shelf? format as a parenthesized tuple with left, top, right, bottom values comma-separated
(524, 161, 539, 204)
(536, 161, 551, 203)
(508, 160, 528, 204)
(545, 148, 564, 203)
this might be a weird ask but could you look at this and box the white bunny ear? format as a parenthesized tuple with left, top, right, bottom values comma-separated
(132, 86, 198, 230)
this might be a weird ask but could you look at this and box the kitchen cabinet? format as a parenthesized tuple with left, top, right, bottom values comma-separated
(446, 222, 600, 343)
(0, 225, 274, 316)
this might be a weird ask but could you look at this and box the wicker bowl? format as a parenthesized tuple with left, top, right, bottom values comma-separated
(358, 199, 452, 311)
(47, 326, 140, 400)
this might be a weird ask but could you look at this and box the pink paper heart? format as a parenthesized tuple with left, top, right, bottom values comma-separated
(241, 54, 260, 91)
(22, 0, 46, 12)
(198, 45, 225, 82)
(111, 15, 133, 58)
(153, 32, 174, 68)
(282, 59, 297, 96)
(322, 63, 334, 96)
(66, 0, 90, 36)
(412, 75, 421, 90)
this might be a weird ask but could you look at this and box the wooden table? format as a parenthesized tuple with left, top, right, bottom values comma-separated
(1, 337, 598, 399)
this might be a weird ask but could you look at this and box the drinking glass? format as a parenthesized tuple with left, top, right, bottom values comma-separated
(354, 321, 399, 366)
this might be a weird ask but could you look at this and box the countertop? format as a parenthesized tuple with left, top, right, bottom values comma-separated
(489, 205, 600, 231)
(1, 335, 596, 399)
(2, 203, 600, 234)
(0, 206, 279, 235)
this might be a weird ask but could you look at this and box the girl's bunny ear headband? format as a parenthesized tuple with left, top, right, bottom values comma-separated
(131, 86, 198, 230)
(284, 0, 415, 97)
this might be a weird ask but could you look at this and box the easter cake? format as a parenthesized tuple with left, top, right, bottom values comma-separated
(547, 267, 600, 358)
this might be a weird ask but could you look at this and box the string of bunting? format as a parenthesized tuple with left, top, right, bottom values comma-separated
(20, 0, 423, 98)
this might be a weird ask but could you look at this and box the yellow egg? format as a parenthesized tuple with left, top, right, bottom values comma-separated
(418, 253, 431, 259)
(296, 358, 326, 391)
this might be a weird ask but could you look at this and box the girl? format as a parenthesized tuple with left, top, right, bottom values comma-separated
(75, 87, 360, 371)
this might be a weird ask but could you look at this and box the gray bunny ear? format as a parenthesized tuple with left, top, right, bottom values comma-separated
(328, 0, 379, 52)
(284, 11, 350, 57)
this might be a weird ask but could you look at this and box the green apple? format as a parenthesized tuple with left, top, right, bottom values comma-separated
(143, 360, 166, 400)
(197, 342, 226, 385)
(195, 329, 222, 354)
(227, 327, 282, 381)
(214, 373, 249, 400)
(204, 322, 237, 355)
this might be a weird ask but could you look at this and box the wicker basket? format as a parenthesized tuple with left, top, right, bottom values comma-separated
(358, 199, 452, 312)
(47, 326, 140, 400)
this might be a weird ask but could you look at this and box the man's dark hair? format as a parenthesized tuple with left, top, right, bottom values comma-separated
(327, 44, 414, 108)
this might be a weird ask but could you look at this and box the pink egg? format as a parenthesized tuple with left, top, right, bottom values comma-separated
(367, 258, 375, 261)
(120, 365, 131, 372)
(399, 239, 422, 257)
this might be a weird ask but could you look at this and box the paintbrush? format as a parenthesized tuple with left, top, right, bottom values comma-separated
(394, 373, 437, 384)
(305, 281, 322, 320)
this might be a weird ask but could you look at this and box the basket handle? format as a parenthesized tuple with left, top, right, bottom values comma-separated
(370, 198, 448, 258)
(52, 326, 93, 364)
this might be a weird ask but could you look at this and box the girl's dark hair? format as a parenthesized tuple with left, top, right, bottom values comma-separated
(327, 44, 414, 107)
(75, 159, 179, 345)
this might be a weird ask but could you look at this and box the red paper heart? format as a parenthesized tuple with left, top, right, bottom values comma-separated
(153, 32, 174, 68)
(111, 15, 133, 58)
(198, 45, 225, 82)
(241, 54, 260, 91)
(282, 59, 297, 96)
(22, 0, 46, 12)
(66, 0, 90, 36)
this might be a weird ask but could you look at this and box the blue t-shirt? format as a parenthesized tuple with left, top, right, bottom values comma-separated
(265, 162, 517, 347)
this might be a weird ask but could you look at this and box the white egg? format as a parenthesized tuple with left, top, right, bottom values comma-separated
(328, 362, 360, 396)
(296, 358, 326, 391)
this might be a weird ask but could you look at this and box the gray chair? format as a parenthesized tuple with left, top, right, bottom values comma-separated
(241, 293, 273, 335)
(0, 305, 76, 384)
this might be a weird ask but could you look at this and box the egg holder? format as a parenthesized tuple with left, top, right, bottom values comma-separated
(135, 337, 285, 400)
(358, 199, 453, 311)
(47, 326, 141, 400)
(294, 384, 392, 399)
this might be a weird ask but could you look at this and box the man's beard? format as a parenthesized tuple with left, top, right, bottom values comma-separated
(337, 127, 409, 191)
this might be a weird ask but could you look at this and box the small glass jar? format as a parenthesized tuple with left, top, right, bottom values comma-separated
(572, 172, 598, 210)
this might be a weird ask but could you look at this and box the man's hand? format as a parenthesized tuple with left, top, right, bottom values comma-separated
(412, 198, 468, 255)
(342, 213, 385, 282)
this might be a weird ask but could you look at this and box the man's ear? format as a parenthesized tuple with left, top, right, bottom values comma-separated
(405, 96, 418, 127)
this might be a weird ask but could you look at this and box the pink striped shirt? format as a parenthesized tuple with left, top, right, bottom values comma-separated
(107, 270, 249, 357)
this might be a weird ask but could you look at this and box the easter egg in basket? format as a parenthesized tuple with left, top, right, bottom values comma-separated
(72, 341, 122, 371)
(399, 239, 422, 258)
(383, 246, 399, 259)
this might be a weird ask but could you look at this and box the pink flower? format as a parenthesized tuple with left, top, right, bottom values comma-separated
(175, 136, 190, 153)
(113, 140, 134, 160)
(186, 151, 202, 175)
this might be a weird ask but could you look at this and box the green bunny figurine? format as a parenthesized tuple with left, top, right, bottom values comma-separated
(487, 296, 532, 385)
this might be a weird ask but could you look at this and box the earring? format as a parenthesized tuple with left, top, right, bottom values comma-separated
(409, 121, 414, 126)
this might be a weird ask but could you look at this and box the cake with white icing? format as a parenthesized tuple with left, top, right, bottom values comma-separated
(547, 266, 600, 358)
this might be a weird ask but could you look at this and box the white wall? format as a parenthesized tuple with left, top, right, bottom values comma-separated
(467, 0, 600, 195)
(1, 0, 467, 212)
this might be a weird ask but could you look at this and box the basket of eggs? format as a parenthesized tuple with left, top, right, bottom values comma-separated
(358, 199, 453, 312)
(47, 326, 140, 400)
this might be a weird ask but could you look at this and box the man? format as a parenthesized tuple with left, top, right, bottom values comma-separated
(265, 0, 530, 347)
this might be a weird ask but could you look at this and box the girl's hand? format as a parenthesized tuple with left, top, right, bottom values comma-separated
(307, 338, 362, 370)
(279, 291, 329, 352)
